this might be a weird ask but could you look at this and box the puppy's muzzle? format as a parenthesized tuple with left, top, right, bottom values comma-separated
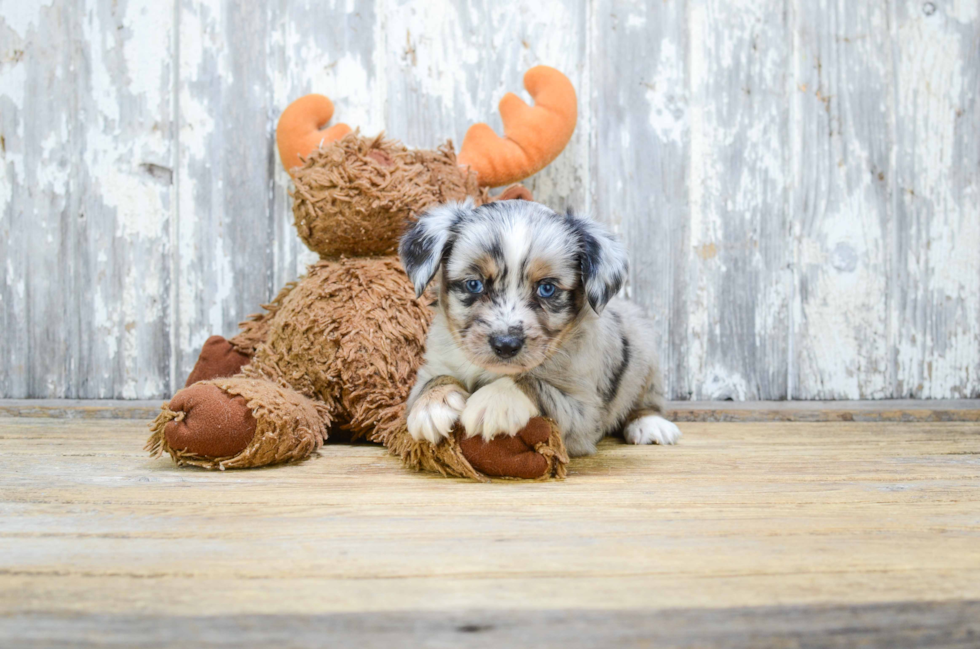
(489, 333, 524, 359)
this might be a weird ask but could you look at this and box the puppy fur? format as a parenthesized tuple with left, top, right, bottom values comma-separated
(399, 199, 680, 457)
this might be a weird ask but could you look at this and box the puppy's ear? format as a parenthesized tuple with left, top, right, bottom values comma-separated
(566, 211, 629, 314)
(399, 200, 472, 297)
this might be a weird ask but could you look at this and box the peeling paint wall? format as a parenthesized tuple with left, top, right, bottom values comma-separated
(1, 0, 977, 400)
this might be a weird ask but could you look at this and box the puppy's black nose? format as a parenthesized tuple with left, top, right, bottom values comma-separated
(489, 334, 524, 359)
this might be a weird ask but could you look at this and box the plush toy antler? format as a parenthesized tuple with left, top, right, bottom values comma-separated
(276, 94, 351, 173)
(458, 66, 577, 188)
(276, 67, 577, 187)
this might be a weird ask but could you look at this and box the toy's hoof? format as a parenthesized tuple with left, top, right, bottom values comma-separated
(184, 335, 252, 386)
(456, 417, 566, 479)
(164, 384, 257, 458)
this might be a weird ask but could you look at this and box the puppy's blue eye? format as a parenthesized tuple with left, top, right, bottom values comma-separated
(537, 282, 557, 298)
(465, 279, 484, 294)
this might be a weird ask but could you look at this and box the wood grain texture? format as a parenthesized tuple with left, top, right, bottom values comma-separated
(0, 1, 74, 399)
(1, 1, 978, 400)
(5, 602, 980, 648)
(0, 0, 175, 399)
(791, 0, 893, 399)
(667, 398, 980, 422)
(687, 0, 793, 400)
(890, 0, 980, 399)
(1, 416, 979, 646)
(592, 0, 691, 399)
(174, 0, 278, 386)
(4, 398, 980, 421)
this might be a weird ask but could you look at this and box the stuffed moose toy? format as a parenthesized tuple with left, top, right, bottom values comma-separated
(147, 66, 577, 481)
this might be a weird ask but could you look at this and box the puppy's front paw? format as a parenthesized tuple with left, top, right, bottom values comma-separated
(407, 384, 468, 444)
(461, 378, 539, 442)
(624, 415, 682, 445)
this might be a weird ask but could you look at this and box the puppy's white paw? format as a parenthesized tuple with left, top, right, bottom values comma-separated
(461, 378, 539, 441)
(407, 384, 468, 444)
(624, 415, 682, 446)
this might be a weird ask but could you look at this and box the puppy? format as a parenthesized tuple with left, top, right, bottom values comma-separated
(398, 199, 680, 457)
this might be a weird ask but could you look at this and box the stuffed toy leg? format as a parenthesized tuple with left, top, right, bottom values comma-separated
(148, 376, 566, 481)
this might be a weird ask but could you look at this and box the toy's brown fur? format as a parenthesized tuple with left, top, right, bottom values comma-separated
(147, 132, 567, 480)
(291, 133, 487, 257)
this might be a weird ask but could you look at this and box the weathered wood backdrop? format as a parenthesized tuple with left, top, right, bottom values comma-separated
(1, 0, 978, 400)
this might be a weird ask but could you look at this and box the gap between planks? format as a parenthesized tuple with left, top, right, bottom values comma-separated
(0, 398, 977, 422)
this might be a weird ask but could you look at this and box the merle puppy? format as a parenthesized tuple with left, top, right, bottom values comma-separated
(398, 199, 681, 457)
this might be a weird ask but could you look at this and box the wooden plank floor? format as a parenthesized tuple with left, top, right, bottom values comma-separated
(2, 415, 979, 647)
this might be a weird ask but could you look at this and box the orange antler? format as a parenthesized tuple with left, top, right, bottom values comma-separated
(457, 66, 577, 188)
(276, 94, 352, 173)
